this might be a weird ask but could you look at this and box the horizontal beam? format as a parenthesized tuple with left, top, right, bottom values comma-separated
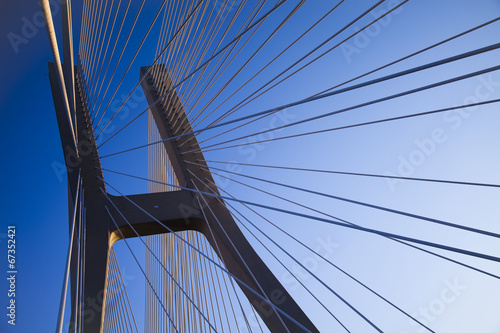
(108, 190, 204, 245)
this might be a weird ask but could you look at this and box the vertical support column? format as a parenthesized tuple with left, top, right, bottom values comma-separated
(74, 68, 110, 333)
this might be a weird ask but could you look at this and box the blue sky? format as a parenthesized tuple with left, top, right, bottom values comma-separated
(1, 0, 500, 332)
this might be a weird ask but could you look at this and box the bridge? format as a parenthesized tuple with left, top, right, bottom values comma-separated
(38, 0, 500, 332)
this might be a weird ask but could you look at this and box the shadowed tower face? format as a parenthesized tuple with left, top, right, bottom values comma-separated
(49, 62, 318, 332)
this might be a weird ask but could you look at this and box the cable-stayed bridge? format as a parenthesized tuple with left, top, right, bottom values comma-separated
(42, 0, 500, 332)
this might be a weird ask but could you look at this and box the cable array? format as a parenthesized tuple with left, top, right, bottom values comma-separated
(49, 0, 500, 331)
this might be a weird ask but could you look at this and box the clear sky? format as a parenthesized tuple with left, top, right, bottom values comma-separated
(1, 0, 500, 332)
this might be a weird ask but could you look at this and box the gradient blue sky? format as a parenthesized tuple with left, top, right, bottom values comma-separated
(1, 0, 500, 332)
